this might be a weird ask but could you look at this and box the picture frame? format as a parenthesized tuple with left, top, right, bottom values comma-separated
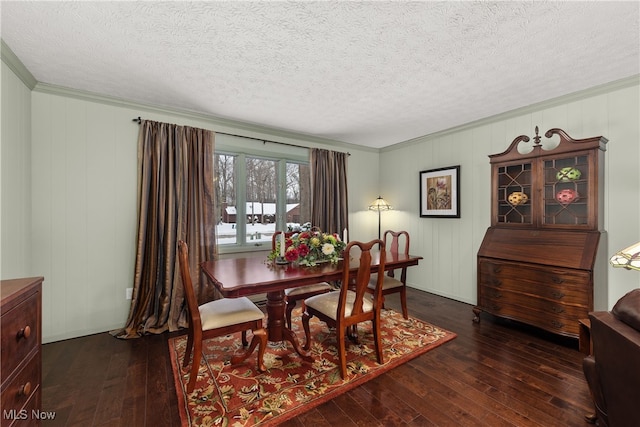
(419, 165, 460, 218)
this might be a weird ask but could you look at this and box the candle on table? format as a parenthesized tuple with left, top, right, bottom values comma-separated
(343, 228, 348, 243)
(279, 232, 285, 257)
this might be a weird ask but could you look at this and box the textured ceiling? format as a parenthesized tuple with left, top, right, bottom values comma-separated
(1, 1, 639, 149)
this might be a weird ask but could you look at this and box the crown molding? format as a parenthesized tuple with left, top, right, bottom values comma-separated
(382, 74, 640, 153)
(1, 39, 37, 89)
(31, 81, 374, 154)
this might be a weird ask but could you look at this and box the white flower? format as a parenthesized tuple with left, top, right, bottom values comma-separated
(321, 243, 335, 256)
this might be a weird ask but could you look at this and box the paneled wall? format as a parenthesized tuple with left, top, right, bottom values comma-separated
(1, 61, 32, 279)
(30, 93, 139, 342)
(379, 78, 640, 310)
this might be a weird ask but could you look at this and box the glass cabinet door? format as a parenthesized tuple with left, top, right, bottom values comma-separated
(496, 163, 533, 225)
(489, 127, 604, 230)
(543, 155, 589, 226)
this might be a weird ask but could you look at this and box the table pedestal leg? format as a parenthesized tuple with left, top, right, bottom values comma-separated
(266, 290, 313, 362)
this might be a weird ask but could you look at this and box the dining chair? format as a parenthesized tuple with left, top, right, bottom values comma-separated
(177, 240, 267, 393)
(272, 231, 333, 329)
(367, 230, 410, 319)
(301, 239, 386, 379)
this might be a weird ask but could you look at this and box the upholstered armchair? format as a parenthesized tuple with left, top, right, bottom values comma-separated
(582, 289, 640, 427)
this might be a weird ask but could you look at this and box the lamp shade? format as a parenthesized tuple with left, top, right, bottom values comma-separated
(368, 196, 392, 211)
(610, 241, 640, 271)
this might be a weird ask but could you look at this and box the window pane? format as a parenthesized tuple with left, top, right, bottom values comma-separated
(246, 157, 276, 243)
(286, 162, 311, 230)
(215, 153, 237, 244)
(215, 152, 310, 249)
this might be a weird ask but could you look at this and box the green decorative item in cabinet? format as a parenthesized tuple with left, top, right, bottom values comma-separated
(556, 166, 582, 181)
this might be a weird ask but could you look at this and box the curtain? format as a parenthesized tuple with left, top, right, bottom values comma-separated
(115, 120, 216, 338)
(310, 148, 349, 234)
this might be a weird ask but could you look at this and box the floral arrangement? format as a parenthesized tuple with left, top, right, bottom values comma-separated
(269, 228, 346, 266)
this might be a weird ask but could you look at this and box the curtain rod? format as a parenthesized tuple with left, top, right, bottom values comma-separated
(132, 116, 349, 155)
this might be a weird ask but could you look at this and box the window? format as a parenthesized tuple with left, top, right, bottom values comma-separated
(245, 157, 276, 243)
(215, 153, 237, 245)
(215, 151, 311, 252)
(286, 162, 311, 228)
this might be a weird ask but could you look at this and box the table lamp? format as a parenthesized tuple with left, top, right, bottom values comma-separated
(609, 241, 640, 271)
(368, 196, 392, 240)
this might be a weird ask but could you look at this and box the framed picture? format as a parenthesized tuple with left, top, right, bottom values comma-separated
(419, 165, 460, 218)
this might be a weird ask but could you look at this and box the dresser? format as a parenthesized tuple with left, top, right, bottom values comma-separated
(1, 277, 43, 426)
(473, 127, 607, 339)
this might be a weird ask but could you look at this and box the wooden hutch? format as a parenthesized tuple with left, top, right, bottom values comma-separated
(473, 127, 608, 338)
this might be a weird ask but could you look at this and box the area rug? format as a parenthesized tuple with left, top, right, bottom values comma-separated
(168, 308, 456, 426)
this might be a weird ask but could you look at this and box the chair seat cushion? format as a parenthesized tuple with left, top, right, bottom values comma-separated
(199, 297, 264, 331)
(305, 290, 373, 320)
(368, 273, 404, 290)
(285, 282, 332, 297)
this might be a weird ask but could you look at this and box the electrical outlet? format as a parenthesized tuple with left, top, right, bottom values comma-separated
(126, 288, 133, 300)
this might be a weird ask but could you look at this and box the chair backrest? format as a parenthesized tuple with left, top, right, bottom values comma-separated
(339, 239, 386, 318)
(383, 230, 409, 278)
(271, 231, 294, 252)
(383, 230, 410, 255)
(177, 240, 202, 330)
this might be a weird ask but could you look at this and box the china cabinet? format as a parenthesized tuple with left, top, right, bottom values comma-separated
(473, 127, 607, 338)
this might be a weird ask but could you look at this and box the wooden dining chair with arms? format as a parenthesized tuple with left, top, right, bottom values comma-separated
(272, 231, 333, 329)
(301, 239, 386, 379)
(367, 230, 410, 319)
(177, 240, 267, 393)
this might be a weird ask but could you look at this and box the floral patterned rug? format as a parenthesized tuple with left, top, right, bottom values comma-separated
(168, 308, 456, 426)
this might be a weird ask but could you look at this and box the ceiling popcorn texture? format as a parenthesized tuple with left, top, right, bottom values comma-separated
(2, 1, 638, 148)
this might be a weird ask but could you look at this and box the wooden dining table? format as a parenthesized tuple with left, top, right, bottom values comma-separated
(200, 251, 423, 360)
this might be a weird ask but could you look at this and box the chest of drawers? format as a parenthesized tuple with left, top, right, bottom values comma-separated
(473, 228, 603, 339)
(1, 277, 43, 427)
(476, 259, 592, 337)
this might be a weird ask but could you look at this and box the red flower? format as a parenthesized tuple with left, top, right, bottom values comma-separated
(299, 232, 310, 239)
(297, 243, 310, 257)
(285, 247, 299, 262)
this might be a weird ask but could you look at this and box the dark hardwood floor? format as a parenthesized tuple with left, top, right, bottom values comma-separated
(41, 288, 595, 426)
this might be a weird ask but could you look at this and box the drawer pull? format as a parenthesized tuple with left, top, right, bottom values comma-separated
(19, 382, 32, 397)
(550, 305, 565, 314)
(551, 320, 565, 329)
(550, 291, 565, 300)
(489, 291, 502, 299)
(17, 325, 31, 340)
(492, 266, 502, 274)
(551, 276, 564, 284)
(491, 279, 502, 287)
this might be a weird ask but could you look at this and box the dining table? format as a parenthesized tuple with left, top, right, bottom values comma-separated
(200, 251, 423, 360)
